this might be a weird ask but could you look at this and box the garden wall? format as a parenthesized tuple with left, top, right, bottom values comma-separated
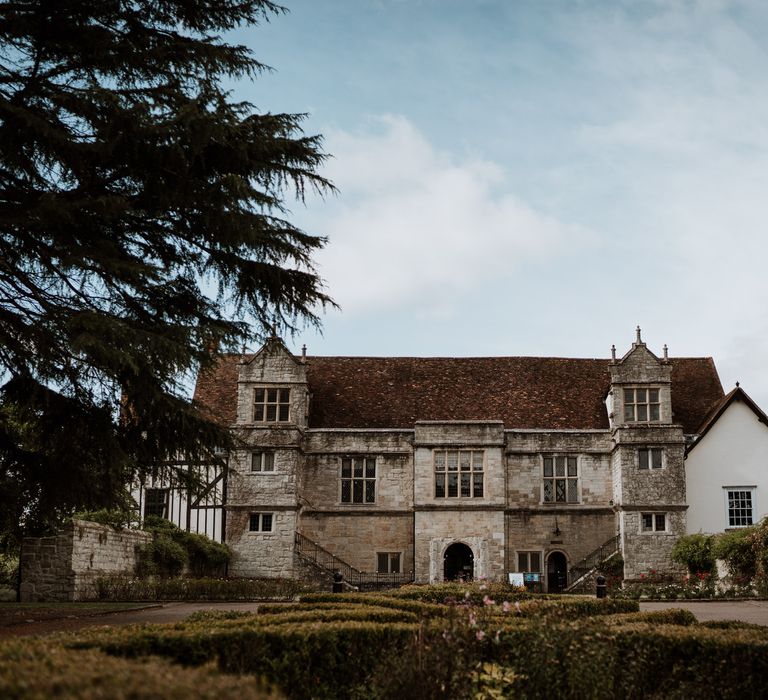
(20, 519, 151, 602)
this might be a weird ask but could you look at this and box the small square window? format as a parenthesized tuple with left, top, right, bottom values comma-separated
(641, 512, 666, 532)
(254, 387, 290, 422)
(377, 552, 401, 574)
(251, 452, 275, 472)
(638, 448, 663, 470)
(249, 513, 273, 532)
(624, 387, 661, 423)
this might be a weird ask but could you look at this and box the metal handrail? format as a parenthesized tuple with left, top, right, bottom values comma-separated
(567, 534, 620, 588)
(294, 532, 412, 589)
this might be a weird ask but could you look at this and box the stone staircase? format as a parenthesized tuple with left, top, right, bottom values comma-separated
(564, 534, 621, 593)
(294, 532, 412, 591)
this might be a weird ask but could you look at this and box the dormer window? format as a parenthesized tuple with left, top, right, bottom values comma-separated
(624, 387, 660, 422)
(254, 387, 290, 422)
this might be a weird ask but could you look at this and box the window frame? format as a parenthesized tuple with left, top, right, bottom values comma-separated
(248, 512, 274, 532)
(640, 512, 667, 533)
(250, 451, 275, 473)
(144, 488, 168, 519)
(340, 456, 377, 504)
(723, 487, 756, 529)
(623, 386, 661, 423)
(637, 447, 664, 470)
(516, 551, 542, 573)
(433, 449, 485, 499)
(253, 386, 291, 423)
(542, 455, 579, 504)
(376, 551, 402, 574)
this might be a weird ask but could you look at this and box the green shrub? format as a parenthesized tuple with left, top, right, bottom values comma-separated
(385, 581, 530, 605)
(74, 601, 768, 700)
(713, 527, 757, 580)
(93, 575, 312, 601)
(136, 535, 188, 577)
(0, 638, 278, 699)
(671, 533, 716, 574)
(74, 508, 135, 530)
(137, 518, 231, 578)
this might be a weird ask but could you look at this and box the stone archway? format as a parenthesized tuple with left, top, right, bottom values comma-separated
(443, 542, 474, 581)
(547, 551, 568, 593)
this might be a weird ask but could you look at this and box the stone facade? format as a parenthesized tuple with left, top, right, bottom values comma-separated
(20, 520, 151, 602)
(196, 331, 725, 590)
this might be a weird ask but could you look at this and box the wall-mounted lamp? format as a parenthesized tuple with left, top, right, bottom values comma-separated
(553, 517, 561, 537)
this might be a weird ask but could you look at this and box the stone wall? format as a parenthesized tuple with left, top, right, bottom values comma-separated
(20, 520, 151, 602)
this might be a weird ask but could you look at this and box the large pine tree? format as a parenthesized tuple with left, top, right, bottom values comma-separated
(0, 0, 332, 542)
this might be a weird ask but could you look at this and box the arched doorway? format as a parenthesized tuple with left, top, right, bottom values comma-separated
(443, 542, 474, 581)
(547, 551, 568, 593)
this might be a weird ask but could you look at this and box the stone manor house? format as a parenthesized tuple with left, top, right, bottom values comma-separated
(165, 327, 763, 592)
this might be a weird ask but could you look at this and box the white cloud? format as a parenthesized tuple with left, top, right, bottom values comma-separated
(312, 115, 591, 314)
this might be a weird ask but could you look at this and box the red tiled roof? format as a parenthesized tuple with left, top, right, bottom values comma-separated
(193, 355, 724, 432)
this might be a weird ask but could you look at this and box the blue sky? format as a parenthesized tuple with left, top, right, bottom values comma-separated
(229, 0, 768, 407)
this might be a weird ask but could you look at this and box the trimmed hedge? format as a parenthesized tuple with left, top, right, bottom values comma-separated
(93, 575, 312, 601)
(0, 638, 278, 700)
(67, 594, 768, 699)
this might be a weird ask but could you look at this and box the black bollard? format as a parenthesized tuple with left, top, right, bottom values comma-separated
(596, 574, 607, 599)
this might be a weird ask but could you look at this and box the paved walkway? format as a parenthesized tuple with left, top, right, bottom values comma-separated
(640, 599, 768, 625)
(3, 599, 768, 638)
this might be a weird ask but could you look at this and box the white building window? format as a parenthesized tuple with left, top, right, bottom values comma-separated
(254, 387, 290, 422)
(341, 457, 376, 503)
(641, 512, 666, 532)
(251, 451, 275, 472)
(638, 447, 663, 470)
(624, 387, 661, 422)
(543, 456, 578, 503)
(249, 512, 273, 532)
(725, 488, 755, 528)
(377, 552, 401, 574)
(517, 551, 542, 573)
(434, 450, 484, 498)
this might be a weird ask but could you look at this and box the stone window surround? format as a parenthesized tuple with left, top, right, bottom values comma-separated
(248, 512, 274, 532)
(542, 455, 579, 504)
(516, 550, 542, 573)
(340, 456, 377, 504)
(623, 386, 662, 423)
(376, 551, 402, 574)
(723, 486, 756, 529)
(253, 386, 291, 423)
(250, 451, 275, 473)
(637, 447, 664, 470)
(640, 512, 667, 533)
(433, 449, 485, 499)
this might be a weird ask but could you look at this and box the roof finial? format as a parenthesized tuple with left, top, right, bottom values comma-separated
(663, 344, 668, 360)
(301, 344, 307, 363)
(736, 381, 740, 388)
(636, 326, 642, 344)
(611, 344, 616, 361)
(271, 322, 278, 338)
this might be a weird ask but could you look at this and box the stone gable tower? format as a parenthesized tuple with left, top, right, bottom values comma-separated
(608, 328, 686, 580)
(226, 335, 307, 577)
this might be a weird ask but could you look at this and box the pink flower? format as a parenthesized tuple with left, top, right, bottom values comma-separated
(483, 595, 495, 606)
(476, 630, 486, 641)
(515, 602, 522, 614)
(464, 591, 471, 599)
(502, 600, 511, 613)
(479, 583, 487, 591)
(468, 612, 477, 626)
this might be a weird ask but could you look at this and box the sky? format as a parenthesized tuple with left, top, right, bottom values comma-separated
(229, 0, 768, 408)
